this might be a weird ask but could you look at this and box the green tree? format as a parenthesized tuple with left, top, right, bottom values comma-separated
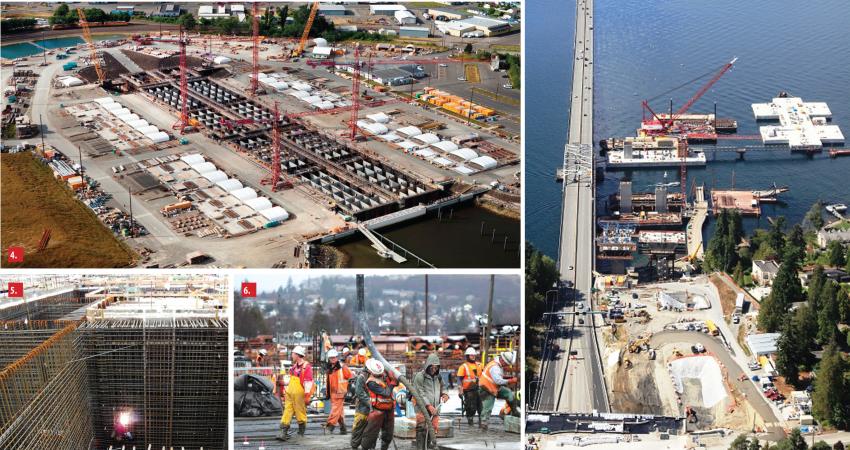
(806, 201, 825, 230)
(759, 253, 803, 332)
(817, 281, 839, 344)
(464, 42, 474, 54)
(834, 440, 845, 450)
(177, 12, 196, 30)
(83, 8, 107, 24)
(309, 301, 330, 333)
(776, 317, 806, 386)
(812, 343, 850, 429)
(785, 225, 806, 264)
(729, 435, 750, 450)
(1, 18, 37, 34)
(826, 241, 847, 267)
(769, 216, 787, 258)
(812, 442, 832, 450)
(772, 428, 808, 450)
(279, 5, 290, 29)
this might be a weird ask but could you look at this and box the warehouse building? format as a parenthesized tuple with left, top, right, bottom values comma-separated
(394, 9, 417, 25)
(318, 4, 347, 16)
(400, 26, 430, 38)
(437, 16, 513, 37)
(369, 4, 407, 15)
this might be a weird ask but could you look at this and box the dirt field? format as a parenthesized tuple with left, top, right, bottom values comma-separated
(0, 153, 135, 268)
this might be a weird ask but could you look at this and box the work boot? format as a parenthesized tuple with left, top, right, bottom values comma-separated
(339, 421, 348, 435)
(326, 424, 335, 434)
(415, 429, 427, 450)
(479, 422, 489, 432)
(467, 416, 474, 426)
(298, 422, 307, 437)
(276, 424, 290, 441)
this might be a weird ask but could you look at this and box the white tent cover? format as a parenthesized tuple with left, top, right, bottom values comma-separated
(412, 133, 440, 145)
(367, 112, 390, 123)
(191, 162, 218, 174)
(396, 140, 418, 150)
(432, 140, 459, 153)
(449, 147, 478, 160)
(216, 178, 243, 192)
(260, 206, 289, 222)
(146, 132, 170, 143)
(128, 119, 149, 130)
(181, 154, 205, 165)
(397, 126, 422, 137)
(453, 165, 475, 175)
(361, 122, 389, 135)
(231, 187, 258, 201)
(469, 155, 498, 169)
(414, 148, 437, 159)
(244, 196, 273, 212)
(138, 125, 159, 135)
(432, 157, 454, 167)
(202, 170, 228, 183)
(213, 55, 232, 64)
(94, 97, 115, 105)
(380, 132, 402, 143)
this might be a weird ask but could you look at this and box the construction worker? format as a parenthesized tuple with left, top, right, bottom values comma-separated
(255, 348, 268, 367)
(277, 345, 313, 441)
(325, 349, 353, 435)
(361, 358, 397, 450)
(412, 353, 448, 450)
(350, 365, 371, 450)
(350, 347, 368, 366)
(457, 347, 483, 426)
(478, 351, 519, 431)
(342, 347, 352, 362)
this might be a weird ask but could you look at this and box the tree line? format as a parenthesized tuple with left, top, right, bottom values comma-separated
(50, 4, 131, 26)
(1, 18, 37, 35)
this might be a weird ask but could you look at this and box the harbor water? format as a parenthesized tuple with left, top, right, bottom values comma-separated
(334, 203, 520, 268)
(526, 0, 850, 259)
(1, 34, 126, 59)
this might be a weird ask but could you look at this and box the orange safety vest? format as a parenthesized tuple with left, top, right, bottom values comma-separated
(479, 360, 500, 396)
(457, 362, 482, 392)
(367, 375, 395, 411)
(328, 364, 352, 396)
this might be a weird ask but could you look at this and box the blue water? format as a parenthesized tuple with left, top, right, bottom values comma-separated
(32, 36, 84, 50)
(1, 34, 125, 59)
(526, 0, 850, 259)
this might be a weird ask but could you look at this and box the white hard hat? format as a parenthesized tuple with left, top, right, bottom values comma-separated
(366, 358, 384, 376)
(464, 347, 478, 356)
(342, 347, 351, 354)
(327, 349, 339, 359)
(358, 348, 367, 357)
(500, 351, 516, 366)
(293, 345, 306, 357)
(259, 349, 268, 356)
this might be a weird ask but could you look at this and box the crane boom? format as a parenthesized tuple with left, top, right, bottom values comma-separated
(293, 2, 319, 58)
(77, 8, 105, 84)
(250, 2, 260, 96)
(674, 57, 737, 117)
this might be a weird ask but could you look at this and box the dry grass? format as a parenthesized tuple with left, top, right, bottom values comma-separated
(1, 153, 135, 268)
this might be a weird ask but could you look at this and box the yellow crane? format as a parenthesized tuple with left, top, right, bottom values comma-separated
(291, 2, 319, 58)
(77, 8, 105, 84)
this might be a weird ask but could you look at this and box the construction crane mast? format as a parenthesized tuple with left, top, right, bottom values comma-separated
(260, 102, 291, 191)
(292, 2, 320, 58)
(349, 45, 361, 139)
(77, 8, 105, 84)
(172, 26, 190, 133)
(250, 2, 260, 96)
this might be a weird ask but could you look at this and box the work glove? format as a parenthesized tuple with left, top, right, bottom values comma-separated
(426, 404, 437, 416)
(507, 377, 518, 385)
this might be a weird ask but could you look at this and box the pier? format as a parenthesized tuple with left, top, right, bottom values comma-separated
(686, 185, 708, 260)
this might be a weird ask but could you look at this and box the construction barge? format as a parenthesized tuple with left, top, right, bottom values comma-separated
(711, 185, 789, 216)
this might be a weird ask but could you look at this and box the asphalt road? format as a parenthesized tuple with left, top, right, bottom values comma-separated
(542, 0, 606, 415)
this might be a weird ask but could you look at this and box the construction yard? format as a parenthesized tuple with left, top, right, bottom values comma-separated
(597, 277, 780, 435)
(1, 7, 521, 268)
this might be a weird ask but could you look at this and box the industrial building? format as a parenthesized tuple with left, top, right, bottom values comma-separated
(369, 4, 408, 15)
(399, 26, 430, 38)
(317, 4, 347, 16)
(0, 275, 228, 450)
(436, 16, 514, 37)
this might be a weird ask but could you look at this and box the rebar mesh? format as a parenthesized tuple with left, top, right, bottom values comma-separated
(0, 291, 90, 322)
(0, 322, 94, 450)
(80, 318, 228, 450)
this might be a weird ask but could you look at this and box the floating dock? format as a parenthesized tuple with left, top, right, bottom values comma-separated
(752, 97, 844, 150)
(607, 148, 706, 168)
(710, 187, 790, 217)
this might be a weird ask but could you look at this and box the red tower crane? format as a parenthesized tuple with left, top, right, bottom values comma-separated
(349, 45, 361, 140)
(250, 2, 260, 97)
(171, 26, 191, 133)
(260, 102, 292, 191)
